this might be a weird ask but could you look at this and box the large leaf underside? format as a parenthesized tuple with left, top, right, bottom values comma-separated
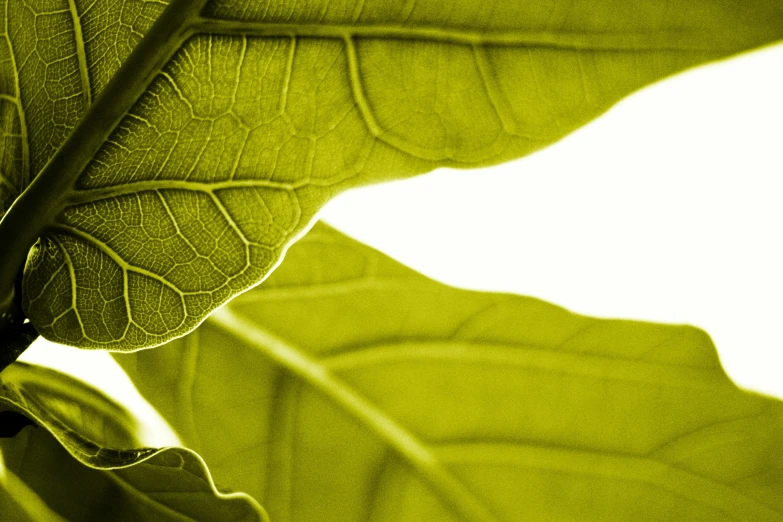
(115, 223, 783, 522)
(0, 0, 166, 218)
(4, 0, 782, 348)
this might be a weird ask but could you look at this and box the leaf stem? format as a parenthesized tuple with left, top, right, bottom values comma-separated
(0, 0, 208, 345)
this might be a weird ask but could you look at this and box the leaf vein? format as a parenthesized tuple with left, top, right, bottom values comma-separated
(50, 224, 191, 338)
(2, 2, 30, 187)
(50, 234, 88, 341)
(193, 19, 737, 52)
(210, 307, 502, 522)
(65, 0, 92, 107)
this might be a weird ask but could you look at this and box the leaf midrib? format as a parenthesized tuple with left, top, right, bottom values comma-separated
(210, 306, 502, 522)
(208, 307, 783, 521)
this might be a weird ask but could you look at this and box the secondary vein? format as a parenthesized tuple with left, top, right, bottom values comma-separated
(2, 0, 29, 188)
(66, 178, 298, 205)
(193, 19, 734, 52)
(66, 0, 92, 108)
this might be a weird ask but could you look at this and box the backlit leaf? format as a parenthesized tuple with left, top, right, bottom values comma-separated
(115, 223, 783, 521)
(0, 0, 167, 218)
(0, 0, 779, 348)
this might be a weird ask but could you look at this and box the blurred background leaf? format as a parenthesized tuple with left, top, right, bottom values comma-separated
(114, 222, 783, 521)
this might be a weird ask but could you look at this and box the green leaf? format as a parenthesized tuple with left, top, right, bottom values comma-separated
(0, 362, 267, 521)
(0, 361, 155, 467)
(1, 427, 268, 522)
(0, 0, 167, 218)
(1, 0, 780, 349)
(0, 447, 66, 522)
(114, 222, 783, 521)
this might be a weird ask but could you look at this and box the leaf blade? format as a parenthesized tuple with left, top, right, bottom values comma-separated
(3, 0, 782, 348)
(114, 222, 783, 521)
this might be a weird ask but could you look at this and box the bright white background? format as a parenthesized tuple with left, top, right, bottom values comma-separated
(22, 42, 783, 434)
(321, 42, 783, 400)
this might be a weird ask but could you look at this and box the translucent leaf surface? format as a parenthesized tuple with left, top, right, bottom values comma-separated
(115, 223, 783, 521)
(0, 0, 779, 348)
(0, 0, 167, 218)
(0, 362, 267, 521)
